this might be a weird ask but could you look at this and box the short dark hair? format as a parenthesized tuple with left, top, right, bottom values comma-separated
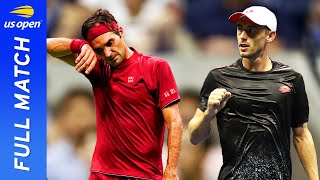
(82, 9, 119, 40)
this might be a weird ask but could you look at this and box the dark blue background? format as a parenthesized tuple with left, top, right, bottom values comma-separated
(0, 1, 46, 180)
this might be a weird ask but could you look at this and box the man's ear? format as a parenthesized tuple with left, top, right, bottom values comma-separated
(118, 27, 124, 38)
(267, 31, 276, 43)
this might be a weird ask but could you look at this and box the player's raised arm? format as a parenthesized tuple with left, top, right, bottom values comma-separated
(47, 38, 97, 74)
(188, 88, 231, 145)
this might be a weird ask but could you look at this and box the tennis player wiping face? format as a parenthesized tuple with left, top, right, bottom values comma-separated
(47, 9, 183, 180)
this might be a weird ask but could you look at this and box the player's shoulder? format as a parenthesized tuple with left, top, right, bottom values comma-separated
(138, 51, 169, 68)
(210, 59, 241, 74)
(272, 60, 300, 74)
(141, 54, 167, 63)
(272, 60, 292, 71)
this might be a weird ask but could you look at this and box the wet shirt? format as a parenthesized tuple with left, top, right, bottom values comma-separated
(85, 49, 180, 179)
(199, 59, 309, 180)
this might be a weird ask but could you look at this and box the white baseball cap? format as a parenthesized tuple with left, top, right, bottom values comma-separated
(229, 6, 277, 32)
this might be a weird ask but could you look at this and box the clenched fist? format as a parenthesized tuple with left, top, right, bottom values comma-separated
(206, 88, 231, 116)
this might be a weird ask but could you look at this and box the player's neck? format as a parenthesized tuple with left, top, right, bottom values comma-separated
(242, 55, 272, 72)
(124, 47, 134, 60)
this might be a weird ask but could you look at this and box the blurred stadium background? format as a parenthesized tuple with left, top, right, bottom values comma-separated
(47, 0, 320, 179)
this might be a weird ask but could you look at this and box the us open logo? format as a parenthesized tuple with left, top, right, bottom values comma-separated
(4, 5, 42, 30)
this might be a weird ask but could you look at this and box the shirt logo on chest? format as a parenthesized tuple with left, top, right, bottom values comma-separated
(128, 76, 134, 83)
(279, 85, 291, 93)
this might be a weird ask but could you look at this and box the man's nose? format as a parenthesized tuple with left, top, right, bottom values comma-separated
(239, 30, 248, 39)
(103, 47, 112, 57)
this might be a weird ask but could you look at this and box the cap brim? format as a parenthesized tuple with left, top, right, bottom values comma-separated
(228, 12, 245, 23)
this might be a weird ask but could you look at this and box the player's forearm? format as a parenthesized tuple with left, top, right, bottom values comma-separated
(47, 38, 73, 58)
(293, 130, 319, 180)
(165, 117, 183, 171)
(188, 109, 215, 145)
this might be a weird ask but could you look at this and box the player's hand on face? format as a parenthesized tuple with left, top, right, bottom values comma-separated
(207, 88, 231, 115)
(75, 44, 97, 74)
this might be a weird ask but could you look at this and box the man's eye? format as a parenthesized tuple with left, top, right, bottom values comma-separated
(248, 28, 256, 34)
(95, 49, 103, 53)
(106, 41, 112, 46)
